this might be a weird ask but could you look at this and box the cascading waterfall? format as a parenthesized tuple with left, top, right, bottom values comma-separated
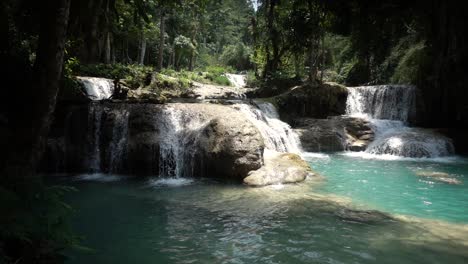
(157, 106, 207, 178)
(106, 108, 130, 173)
(86, 103, 104, 172)
(235, 101, 302, 154)
(77, 76, 114, 100)
(225, 73, 246, 88)
(43, 100, 303, 176)
(346, 85, 454, 158)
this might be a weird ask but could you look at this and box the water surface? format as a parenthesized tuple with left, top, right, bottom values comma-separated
(56, 155, 468, 264)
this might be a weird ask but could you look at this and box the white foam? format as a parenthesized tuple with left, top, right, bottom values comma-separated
(341, 151, 465, 163)
(147, 177, 195, 187)
(77, 76, 114, 100)
(225, 73, 246, 88)
(301, 152, 331, 160)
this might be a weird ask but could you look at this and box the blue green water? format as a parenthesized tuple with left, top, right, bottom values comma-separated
(304, 153, 468, 223)
(56, 154, 468, 264)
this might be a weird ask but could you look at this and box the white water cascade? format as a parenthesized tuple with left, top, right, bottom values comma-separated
(77, 77, 114, 100)
(346, 85, 454, 158)
(235, 101, 302, 154)
(157, 106, 208, 178)
(225, 73, 246, 88)
(157, 102, 302, 178)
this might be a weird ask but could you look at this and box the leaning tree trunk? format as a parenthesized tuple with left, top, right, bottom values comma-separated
(1, 0, 71, 194)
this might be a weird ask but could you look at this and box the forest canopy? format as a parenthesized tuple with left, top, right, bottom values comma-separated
(0, 0, 467, 262)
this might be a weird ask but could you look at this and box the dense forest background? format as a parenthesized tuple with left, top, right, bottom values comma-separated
(1, 0, 467, 263)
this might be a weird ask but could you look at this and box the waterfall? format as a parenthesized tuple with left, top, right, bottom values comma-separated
(106, 108, 130, 173)
(43, 101, 302, 176)
(157, 105, 207, 178)
(225, 73, 246, 88)
(235, 101, 302, 154)
(86, 104, 104, 172)
(77, 77, 114, 100)
(345, 85, 454, 158)
(346, 85, 416, 121)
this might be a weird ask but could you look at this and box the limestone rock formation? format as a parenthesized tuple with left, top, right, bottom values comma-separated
(243, 151, 314, 186)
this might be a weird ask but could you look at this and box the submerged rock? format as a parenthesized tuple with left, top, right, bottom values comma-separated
(415, 171, 462, 185)
(335, 208, 394, 224)
(244, 151, 314, 186)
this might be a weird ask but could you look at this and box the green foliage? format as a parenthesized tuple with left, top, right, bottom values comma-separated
(149, 73, 192, 91)
(0, 185, 82, 263)
(204, 66, 233, 86)
(72, 63, 153, 89)
(246, 71, 262, 87)
(391, 41, 428, 85)
(220, 43, 253, 71)
(160, 67, 231, 86)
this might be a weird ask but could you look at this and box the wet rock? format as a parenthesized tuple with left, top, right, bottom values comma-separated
(293, 119, 347, 152)
(271, 82, 348, 122)
(191, 105, 265, 180)
(181, 82, 254, 99)
(292, 116, 374, 152)
(244, 152, 314, 186)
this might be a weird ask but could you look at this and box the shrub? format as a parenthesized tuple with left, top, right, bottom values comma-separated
(220, 43, 253, 71)
(391, 41, 428, 84)
(71, 63, 154, 89)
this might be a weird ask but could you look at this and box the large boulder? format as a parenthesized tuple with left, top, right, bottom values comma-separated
(292, 116, 374, 152)
(194, 114, 264, 180)
(269, 82, 348, 123)
(293, 118, 347, 152)
(243, 151, 314, 186)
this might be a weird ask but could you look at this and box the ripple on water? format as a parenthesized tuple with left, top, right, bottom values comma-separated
(74, 173, 125, 182)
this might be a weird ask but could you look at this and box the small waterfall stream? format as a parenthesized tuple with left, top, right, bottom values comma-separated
(225, 73, 246, 88)
(235, 101, 302, 154)
(157, 106, 207, 178)
(346, 85, 454, 158)
(77, 76, 114, 100)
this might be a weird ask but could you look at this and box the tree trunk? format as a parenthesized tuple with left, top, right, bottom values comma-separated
(294, 53, 301, 78)
(1, 0, 71, 193)
(251, 16, 259, 77)
(264, 0, 280, 78)
(189, 50, 194, 71)
(139, 36, 147, 65)
(104, 31, 111, 64)
(84, 0, 104, 63)
(157, 10, 165, 71)
(309, 44, 318, 83)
